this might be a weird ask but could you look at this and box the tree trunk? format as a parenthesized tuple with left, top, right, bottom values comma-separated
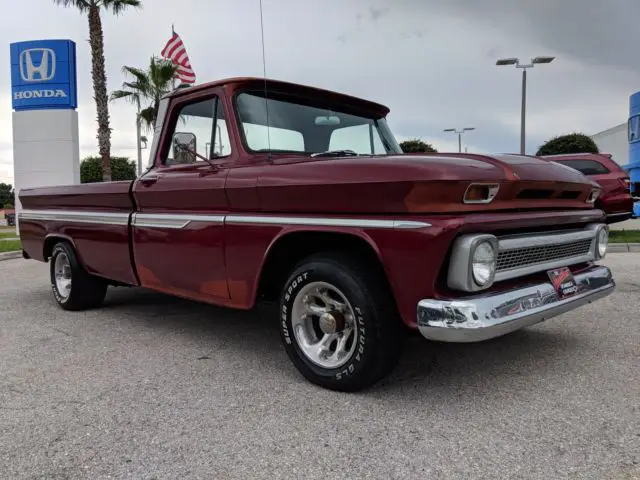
(88, 5, 112, 182)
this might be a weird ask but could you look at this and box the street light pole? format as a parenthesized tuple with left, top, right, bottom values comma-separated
(444, 127, 475, 152)
(136, 105, 143, 176)
(496, 56, 555, 155)
(520, 67, 526, 156)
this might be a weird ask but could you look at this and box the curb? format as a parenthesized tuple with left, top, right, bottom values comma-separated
(0, 251, 22, 262)
(608, 243, 640, 253)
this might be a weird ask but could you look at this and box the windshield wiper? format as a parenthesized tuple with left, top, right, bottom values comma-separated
(310, 149, 359, 158)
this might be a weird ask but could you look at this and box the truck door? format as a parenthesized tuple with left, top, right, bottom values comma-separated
(131, 91, 233, 301)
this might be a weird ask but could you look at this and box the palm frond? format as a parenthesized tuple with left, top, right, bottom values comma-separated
(52, 0, 91, 12)
(121, 65, 148, 85)
(109, 89, 138, 106)
(138, 106, 155, 131)
(103, 0, 141, 15)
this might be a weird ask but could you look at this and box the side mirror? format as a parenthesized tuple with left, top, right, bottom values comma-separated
(173, 132, 197, 163)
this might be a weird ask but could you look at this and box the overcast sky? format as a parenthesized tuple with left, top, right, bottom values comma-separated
(1, 0, 638, 185)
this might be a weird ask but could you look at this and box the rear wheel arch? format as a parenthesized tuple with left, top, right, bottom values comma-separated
(43, 234, 77, 262)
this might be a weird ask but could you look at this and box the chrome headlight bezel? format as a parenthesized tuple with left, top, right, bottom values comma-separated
(595, 224, 609, 259)
(447, 234, 499, 292)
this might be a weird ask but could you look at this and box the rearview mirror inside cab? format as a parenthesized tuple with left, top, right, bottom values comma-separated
(314, 116, 341, 126)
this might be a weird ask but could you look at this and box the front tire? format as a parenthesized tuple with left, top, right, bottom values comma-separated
(279, 252, 403, 392)
(50, 241, 107, 311)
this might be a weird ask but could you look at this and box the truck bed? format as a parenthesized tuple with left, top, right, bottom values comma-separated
(18, 181, 137, 286)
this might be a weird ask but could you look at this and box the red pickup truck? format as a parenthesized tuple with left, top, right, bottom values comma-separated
(18, 77, 615, 391)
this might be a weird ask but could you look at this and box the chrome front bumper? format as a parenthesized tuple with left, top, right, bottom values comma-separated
(417, 265, 614, 343)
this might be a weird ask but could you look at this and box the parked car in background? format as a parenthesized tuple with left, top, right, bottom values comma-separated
(542, 153, 633, 224)
(3, 208, 15, 227)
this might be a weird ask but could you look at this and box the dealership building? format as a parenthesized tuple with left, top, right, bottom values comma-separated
(590, 122, 630, 166)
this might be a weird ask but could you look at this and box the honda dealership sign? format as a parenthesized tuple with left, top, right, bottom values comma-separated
(10, 39, 78, 111)
(10, 39, 81, 235)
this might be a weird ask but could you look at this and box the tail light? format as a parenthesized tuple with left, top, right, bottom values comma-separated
(619, 177, 631, 191)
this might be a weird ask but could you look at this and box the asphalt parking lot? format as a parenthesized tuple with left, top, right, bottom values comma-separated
(1, 255, 638, 480)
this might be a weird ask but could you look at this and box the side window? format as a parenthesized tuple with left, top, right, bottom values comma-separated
(329, 124, 386, 154)
(165, 96, 231, 165)
(558, 160, 610, 175)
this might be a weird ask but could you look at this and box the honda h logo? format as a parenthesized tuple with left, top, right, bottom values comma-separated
(19, 48, 56, 82)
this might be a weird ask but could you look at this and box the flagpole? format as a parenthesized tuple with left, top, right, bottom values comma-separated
(171, 24, 177, 90)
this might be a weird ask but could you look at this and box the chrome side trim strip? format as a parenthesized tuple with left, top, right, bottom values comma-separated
(18, 209, 129, 226)
(225, 215, 431, 229)
(19, 209, 431, 230)
(132, 213, 225, 229)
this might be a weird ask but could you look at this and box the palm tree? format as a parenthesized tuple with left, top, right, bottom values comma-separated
(111, 56, 185, 131)
(53, 0, 142, 182)
(111, 56, 187, 174)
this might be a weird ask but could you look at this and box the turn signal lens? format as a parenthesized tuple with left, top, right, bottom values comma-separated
(463, 183, 500, 204)
(586, 188, 601, 204)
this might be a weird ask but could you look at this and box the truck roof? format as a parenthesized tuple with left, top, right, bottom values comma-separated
(163, 76, 391, 116)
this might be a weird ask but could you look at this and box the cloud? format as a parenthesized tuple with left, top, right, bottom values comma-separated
(0, 0, 637, 187)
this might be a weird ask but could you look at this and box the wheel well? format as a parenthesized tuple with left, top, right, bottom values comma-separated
(43, 236, 71, 261)
(256, 231, 393, 303)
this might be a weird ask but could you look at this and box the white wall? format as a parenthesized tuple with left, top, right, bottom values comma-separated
(12, 109, 80, 233)
(591, 123, 629, 166)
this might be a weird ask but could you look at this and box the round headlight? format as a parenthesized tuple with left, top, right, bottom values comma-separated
(472, 241, 497, 286)
(597, 227, 608, 258)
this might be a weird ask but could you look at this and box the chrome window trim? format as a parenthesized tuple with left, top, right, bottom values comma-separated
(18, 209, 431, 230)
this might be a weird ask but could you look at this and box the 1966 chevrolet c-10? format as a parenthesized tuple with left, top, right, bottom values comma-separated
(18, 77, 615, 391)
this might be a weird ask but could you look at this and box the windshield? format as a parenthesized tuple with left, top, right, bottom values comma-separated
(234, 91, 403, 156)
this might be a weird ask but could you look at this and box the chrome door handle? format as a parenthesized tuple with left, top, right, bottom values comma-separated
(139, 174, 158, 186)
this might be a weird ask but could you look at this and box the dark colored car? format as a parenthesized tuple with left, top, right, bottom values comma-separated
(5, 212, 15, 226)
(542, 153, 633, 223)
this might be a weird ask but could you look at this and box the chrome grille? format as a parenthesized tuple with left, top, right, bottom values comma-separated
(497, 238, 593, 272)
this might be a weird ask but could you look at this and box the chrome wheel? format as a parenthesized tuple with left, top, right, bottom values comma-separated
(290, 281, 358, 369)
(54, 252, 72, 300)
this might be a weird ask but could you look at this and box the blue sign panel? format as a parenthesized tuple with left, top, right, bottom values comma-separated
(10, 39, 78, 111)
(627, 91, 640, 213)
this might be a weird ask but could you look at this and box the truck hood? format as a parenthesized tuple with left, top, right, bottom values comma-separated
(253, 152, 601, 214)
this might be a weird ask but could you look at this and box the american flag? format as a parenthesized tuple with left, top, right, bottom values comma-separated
(161, 30, 196, 85)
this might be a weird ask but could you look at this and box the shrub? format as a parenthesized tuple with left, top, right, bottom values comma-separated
(80, 156, 137, 183)
(399, 139, 438, 153)
(536, 133, 599, 156)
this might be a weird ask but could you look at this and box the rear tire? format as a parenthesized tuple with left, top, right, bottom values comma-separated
(50, 241, 107, 311)
(279, 252, 403, 392)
